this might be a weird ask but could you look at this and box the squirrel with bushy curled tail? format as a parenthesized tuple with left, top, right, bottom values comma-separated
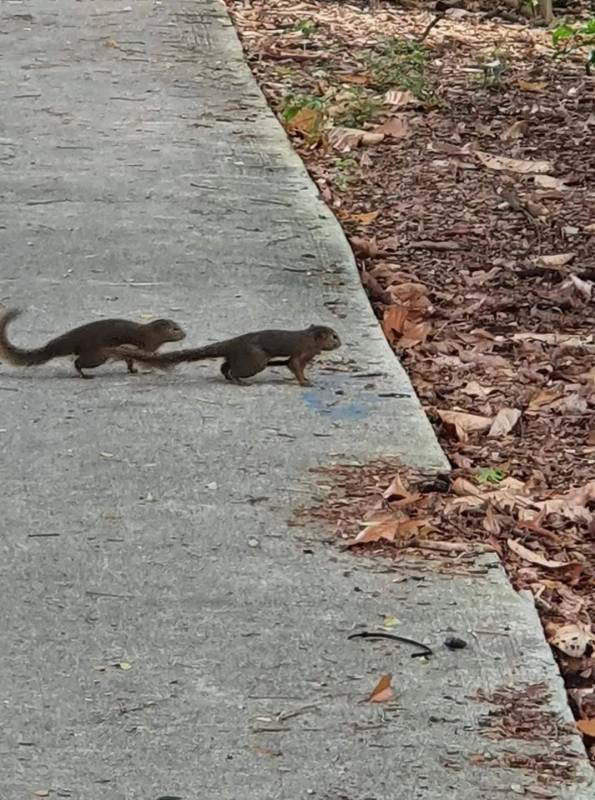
(0, 308, 185, 378)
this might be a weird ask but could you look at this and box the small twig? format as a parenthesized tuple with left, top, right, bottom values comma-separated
(348, 631, 433, 658)
(500, 190, 543, 254)
(408, 240, 464, 251)
(276, 704, 319, 722)
(420, 13, 445, 42)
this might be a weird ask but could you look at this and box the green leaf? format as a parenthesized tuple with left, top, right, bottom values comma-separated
(295, 19, 316, 38)
(476, 468, 506, 485)
(578, 19, 595, 35)
(281, 94, 324, 123)
(552, 24, 576, 46)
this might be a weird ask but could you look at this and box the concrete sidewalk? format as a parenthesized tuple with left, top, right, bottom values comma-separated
(0, 1, 592, 798)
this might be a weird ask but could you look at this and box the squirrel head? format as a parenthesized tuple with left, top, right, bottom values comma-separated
(147, 319, 186, 342)
(308, 324, 341, 351)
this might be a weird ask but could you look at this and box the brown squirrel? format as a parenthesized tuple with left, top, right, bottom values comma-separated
(107, 325, 341, 386)
(0, 308, 186, 378)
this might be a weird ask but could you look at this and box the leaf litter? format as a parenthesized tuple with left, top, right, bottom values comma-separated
(470, 683, 582, 783)
(227, 0, 595, 763)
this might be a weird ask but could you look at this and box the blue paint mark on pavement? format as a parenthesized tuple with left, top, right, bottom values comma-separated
(301, 375, 383, 421)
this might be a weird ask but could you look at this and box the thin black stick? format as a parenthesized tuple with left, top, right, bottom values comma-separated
(348, 631, 433, 658)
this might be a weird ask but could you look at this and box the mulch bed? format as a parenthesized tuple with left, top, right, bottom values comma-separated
(224, 0, 595, 762)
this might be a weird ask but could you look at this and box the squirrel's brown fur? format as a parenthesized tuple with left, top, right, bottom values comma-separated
(107, 325, 341, 386)
(0, 308, 185, 378)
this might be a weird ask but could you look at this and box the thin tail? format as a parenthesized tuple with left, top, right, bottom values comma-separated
(105, 342, 225, 370)
(0, 308, 52, 366)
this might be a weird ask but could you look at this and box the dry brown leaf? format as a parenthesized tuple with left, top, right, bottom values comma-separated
(483, 505, 501, 535)
(512, 332, 593, 347)
(384, 89, 415, 108)
(362, 509, 397, 525)
(549, 623, 593, 658)
(361, 131, 385, 146)
(382, 305, 408, 340)
(430, 140, 473, 157)
(549, 393, 588, 414)
(568, 274, 592, 300)
(286, 107, 322, 138)
(360, 268, 393, 305)
(461, 380, 495, 398)
(414, 539, 478, 554)
(327, 126, 364, 152)
(347, 515, 428, 547)
(476, 151, 551, 175)
(459, 350, 512, 370)
(374, 116, 410, 139)
(348, 210, 380, 225)
(382, 305, 429, 348)
(507, 538, 570, 569)
(369, 673, 395, 703)
(536, 481, 595, 523)
(490, 488, 536, 515)
(528, 388, 566, 412)
(498, 477, 527, 493)
(488, 408, 521, 438)
(500, 120, 528, 142)
(452, 477, 484, 497)
(535, 253, 576, 268)
(517, 79, 548, 92)
(378, 235, 400, 252)
(348, 520, 399, 546)
(399, 518, 433, 537)
(328, 127, 384, 150)
(533, 174, 568, 190)
(447, 495, 485, 511)
(340, 72, 372, 85)
(577, 719, 595, 737)
(584, 366, 595, 388)
(349, 235, 379, 258)
(388, 283, 432, 314)
(383, 474, 411, 501)
(399, 320, 432, 349)
(437, 409, 492, 442)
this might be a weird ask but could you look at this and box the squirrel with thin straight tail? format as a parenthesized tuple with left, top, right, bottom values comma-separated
(107, 325, 341, 386)
(0, 308, 186, 378)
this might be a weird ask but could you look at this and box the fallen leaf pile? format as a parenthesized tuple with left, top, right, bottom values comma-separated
(469, 683, 582, 783)
(474, 683, 574, 743)
(226, 0, 595, 762)
(295, 458, 595, 756)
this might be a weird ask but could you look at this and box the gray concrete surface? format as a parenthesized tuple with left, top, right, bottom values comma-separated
(0, 1, 592, 798)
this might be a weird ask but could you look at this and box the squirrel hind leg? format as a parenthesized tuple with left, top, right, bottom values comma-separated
(74, 358, 93, 379)
(220, 360, 244, 385)
(223, 348, 269, 384)
(74, 350, 108, 379)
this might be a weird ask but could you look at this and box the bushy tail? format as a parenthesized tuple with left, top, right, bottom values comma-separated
(105, 343, 224, 370)
(0, 308, 51, 366)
